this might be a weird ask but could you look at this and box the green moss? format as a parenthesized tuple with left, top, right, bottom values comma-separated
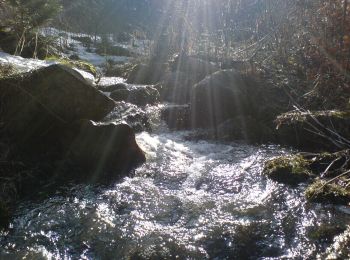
(263, 155, 311, 185)
(305, 179, 350, 205)
(46, 56, 97, 77)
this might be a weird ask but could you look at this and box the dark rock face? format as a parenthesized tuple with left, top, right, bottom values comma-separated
(0, 64, 116, 158)
(169, 54, 219, 83)
(161, 105, 191, 130)
(275, 110, 350, 151)
(189, 69, 293, 143)
(127, 63, 168, 84)
(216, 117, 274, 143)
(0, 64, 145, 179)
(110, 85, 160, 106)
(126, 55, 219, 104)
(63, 120, 146, 181)
(0, 64, 115, 126)
(191, 69, 258, 129)
(160, 71, 198, 104)
(159, 55, 219, 104)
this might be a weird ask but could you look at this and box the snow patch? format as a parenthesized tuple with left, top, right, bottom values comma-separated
(41, 27, 134, 67)
(0, 51, 55, 72)
(0, 51, 95, 84)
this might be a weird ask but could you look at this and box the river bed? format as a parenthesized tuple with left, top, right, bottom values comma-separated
(0, 121, 349, 259)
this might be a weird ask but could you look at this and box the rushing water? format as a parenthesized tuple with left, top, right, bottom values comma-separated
(0, 106, 349, 259)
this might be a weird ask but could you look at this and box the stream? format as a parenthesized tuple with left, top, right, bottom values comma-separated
(0, 90, 350, 259)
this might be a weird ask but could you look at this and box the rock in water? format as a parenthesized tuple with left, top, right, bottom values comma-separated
(191, 69, 257, 129)
(160, 71, 198, 104)
(169, 54, 219, 83)
(0, 65, 147, 170)
(127, 63, 168, 84)
(63, 120, 146, 181)
(159, 55, 219, 104)
(110, 85, 160, 106)
(0, 64, 115, 130)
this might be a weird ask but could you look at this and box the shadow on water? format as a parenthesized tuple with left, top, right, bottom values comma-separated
(0, 127, 349, 259)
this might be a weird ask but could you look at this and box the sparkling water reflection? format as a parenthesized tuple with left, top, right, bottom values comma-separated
(0, 130, 349, 259)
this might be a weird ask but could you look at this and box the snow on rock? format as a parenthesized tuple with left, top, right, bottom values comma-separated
(0, 51, 96, 84)
(73, 67, 96, 84)
(0, 51, 55, 72)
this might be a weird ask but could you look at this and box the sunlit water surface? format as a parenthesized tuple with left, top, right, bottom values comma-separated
(0, 107, 349, 259)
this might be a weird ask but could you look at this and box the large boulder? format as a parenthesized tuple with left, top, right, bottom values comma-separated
(169, 53, 219, 82)
(160, 71, 198, 104)
(190, 69, 293, 143)
(62, 120, 146, 181)
(158, 54, 219, 104)
(127, 55, 219, 103)
(0, 64, 115, 157)
(191, 69, 259, 129)
(0, 64, 114, 126)
(127, 62, 168, 84)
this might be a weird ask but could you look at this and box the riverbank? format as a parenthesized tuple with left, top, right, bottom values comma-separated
(0, 28, 349, 258)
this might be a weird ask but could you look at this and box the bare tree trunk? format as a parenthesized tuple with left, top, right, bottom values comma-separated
(33, 31, 38, 59)
(341, 0, 348, 49)
(14, 29, 26, 56)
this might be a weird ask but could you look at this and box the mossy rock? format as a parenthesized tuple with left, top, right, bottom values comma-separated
(275, 110, 350, 151)
(307, 223, 346, 242)
(263, 155, 312, 185)
(305, 179, 350, 205)
(322, 226, 350, 259)
(46, 56, 97, 77)
(307, 150, 350, 176)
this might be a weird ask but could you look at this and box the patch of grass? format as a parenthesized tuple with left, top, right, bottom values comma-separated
(305, 179, 350, 205)
(263, 155, 311, 185)
(45, 56, 97, 77)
